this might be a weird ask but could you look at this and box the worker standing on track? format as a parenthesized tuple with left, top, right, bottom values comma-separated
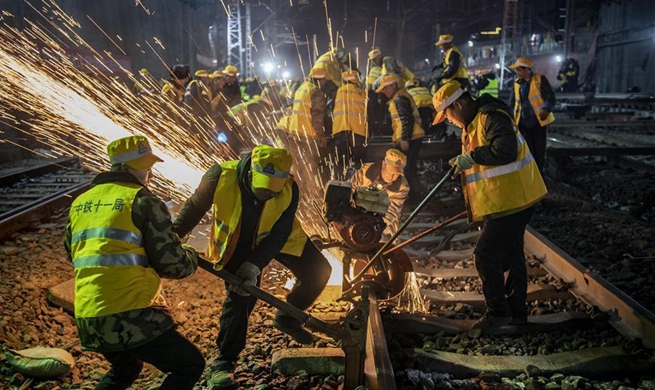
(332, 70, 368, 178)
(64, 135, 204, 390)
(172, 145, 331, 389)
(350, 148, 409, 239)
(375, 74, 424, 203)
(432, 81, 547, 331)
(509, 57, 556, 172)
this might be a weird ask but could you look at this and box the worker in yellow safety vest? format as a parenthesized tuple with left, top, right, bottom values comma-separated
(432, 34, 469, 89)
(508, 57, 556, 172)
(332, 70, 368, 178)
(65, 135, 204, 389)
(376, 74, 424, 202)
(405, 79, 436, 133)
(432, 80, 547, 332)
(173, 145, 331, 389)
(311, 48, 354, 104)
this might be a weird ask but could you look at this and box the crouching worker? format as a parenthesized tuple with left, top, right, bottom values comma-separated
(172, 145, 331, 388)
(350, 148, 409, 239)
(64, 135, 204, 390)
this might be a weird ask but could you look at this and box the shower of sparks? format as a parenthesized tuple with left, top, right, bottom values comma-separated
(0, 1, 425, 308)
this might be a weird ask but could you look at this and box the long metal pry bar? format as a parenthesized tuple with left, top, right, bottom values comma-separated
(198, 257, 370, 390)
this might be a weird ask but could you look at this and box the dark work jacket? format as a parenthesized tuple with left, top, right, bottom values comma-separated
(393, 94, 415, 141)
(469, 95, 518, 166)
(172, 154, 299, 269)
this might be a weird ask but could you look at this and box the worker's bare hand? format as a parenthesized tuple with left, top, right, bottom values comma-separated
(400, 140, 410, 152)
(539, 109, 550, 121)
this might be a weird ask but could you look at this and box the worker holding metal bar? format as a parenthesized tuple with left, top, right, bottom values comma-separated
(64, 135, 205, 390)
(432, 81, 547, 331)
(172, 145, 331, 389)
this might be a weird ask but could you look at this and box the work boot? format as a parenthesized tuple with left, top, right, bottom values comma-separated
(207, 360, 234, 390)
(273, 313, 313, 345)
(471, 312, 512, 331)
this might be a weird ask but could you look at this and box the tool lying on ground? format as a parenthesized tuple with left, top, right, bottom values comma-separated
(197, 256, 371, 390)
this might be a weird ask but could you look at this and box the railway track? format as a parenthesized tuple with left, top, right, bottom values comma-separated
(0, 157, 94, 239)
(1, 161, 654, 390)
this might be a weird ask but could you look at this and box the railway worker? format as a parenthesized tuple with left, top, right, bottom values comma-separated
(432, 80, 547, 331)
(432, 34, 469, 90)
(222, 65, 243, 107)
(184, 69, 213, 119)
(375, 74, 425, 203)
(172, 145, 331, 389)
(64, 135, 204, 390)
(332, 70, 368, 179)
(508, 57, 556, 172)
(161, 64, 191, 107)
(405, 79, 436, 134)
(350, 148, 409, 238)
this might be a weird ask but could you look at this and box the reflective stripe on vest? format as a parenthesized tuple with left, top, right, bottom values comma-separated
(461, 110, 547, 221)
(333, 83, 367, 137)
(69, 182, 162, 318)
(287, 81, 318, 138)
(477, 78, 499, 98)
(389, 89, 425, 143)
(209, 160, 306, 266)
(443, 46, 468, 83)
(367, 66, 382, 89)
(513, 73, 555, 127)
(407, 86, 433, 108)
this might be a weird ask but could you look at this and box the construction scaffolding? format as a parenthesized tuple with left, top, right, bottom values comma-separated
(499, 0, 519, 90)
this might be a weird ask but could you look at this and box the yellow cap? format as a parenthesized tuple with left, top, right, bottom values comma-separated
(342, 70, 360, 83)
(432, 80, 466, 125)
(435, 34, 454, 46)
(139, 68, 149, 75)
(210, 70, 225, 79)
(368, 49, 382, 60)
(194, 69, 209, 78)
(375, 74, 397, 93)
(309, 68, 327, 79)
(251, 145, 293, 192)
(107, 135, 163, 170)
(224, 65, 239, 76)
(509, 57, 533, 69)
(384, 148, 407, 173)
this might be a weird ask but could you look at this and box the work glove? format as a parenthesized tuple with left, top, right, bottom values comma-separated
(448, 152, 475, 175)
(538, 109, 550, 121)
(400, 140, 410, 152)
(229, 261, 261, 297)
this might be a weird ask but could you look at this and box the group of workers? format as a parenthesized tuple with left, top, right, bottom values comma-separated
(65, 32, 557, 390)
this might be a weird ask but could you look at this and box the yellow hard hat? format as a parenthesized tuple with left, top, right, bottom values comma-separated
(194, 69, 209, 78)
(374, 74, 397, 93)
(139, 68, 149, 75)
(210, 70, 225, 79)
(405, 79, 419, 88)
(384, 148, 407, 173)
(342, 70, 360, 83)
(251, 145, 293, 192)
(107, 135, 163, 170)
(509, 57, 534, 69)
(309, 68, 327, 79)
(435, 34, 454, 46)
(224, 65, 239, 76)
(368, 49, 382, 60)
(432, 80, 466, 125)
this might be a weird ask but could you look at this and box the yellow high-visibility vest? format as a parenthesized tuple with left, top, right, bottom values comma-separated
(286, 80, 320, 139)
(389, 89, 425, 143)
(162, 81, 184, 105)
(69, 182, 164, 318)
(209, 160, 306, 266)
(461, 110, 547, 221)
(332, 83, 367, 137)
(477, 78, 499, 98)
(513, 73, 555, 127)
(406, 86, 433, 108)
(366, 66, 382, 90)
(443, 46, 468, 83)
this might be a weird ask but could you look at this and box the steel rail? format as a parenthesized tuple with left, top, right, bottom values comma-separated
(525, 226, 655, 348)
(0, 157, 80, 187)
(365, 295, 396, 390)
